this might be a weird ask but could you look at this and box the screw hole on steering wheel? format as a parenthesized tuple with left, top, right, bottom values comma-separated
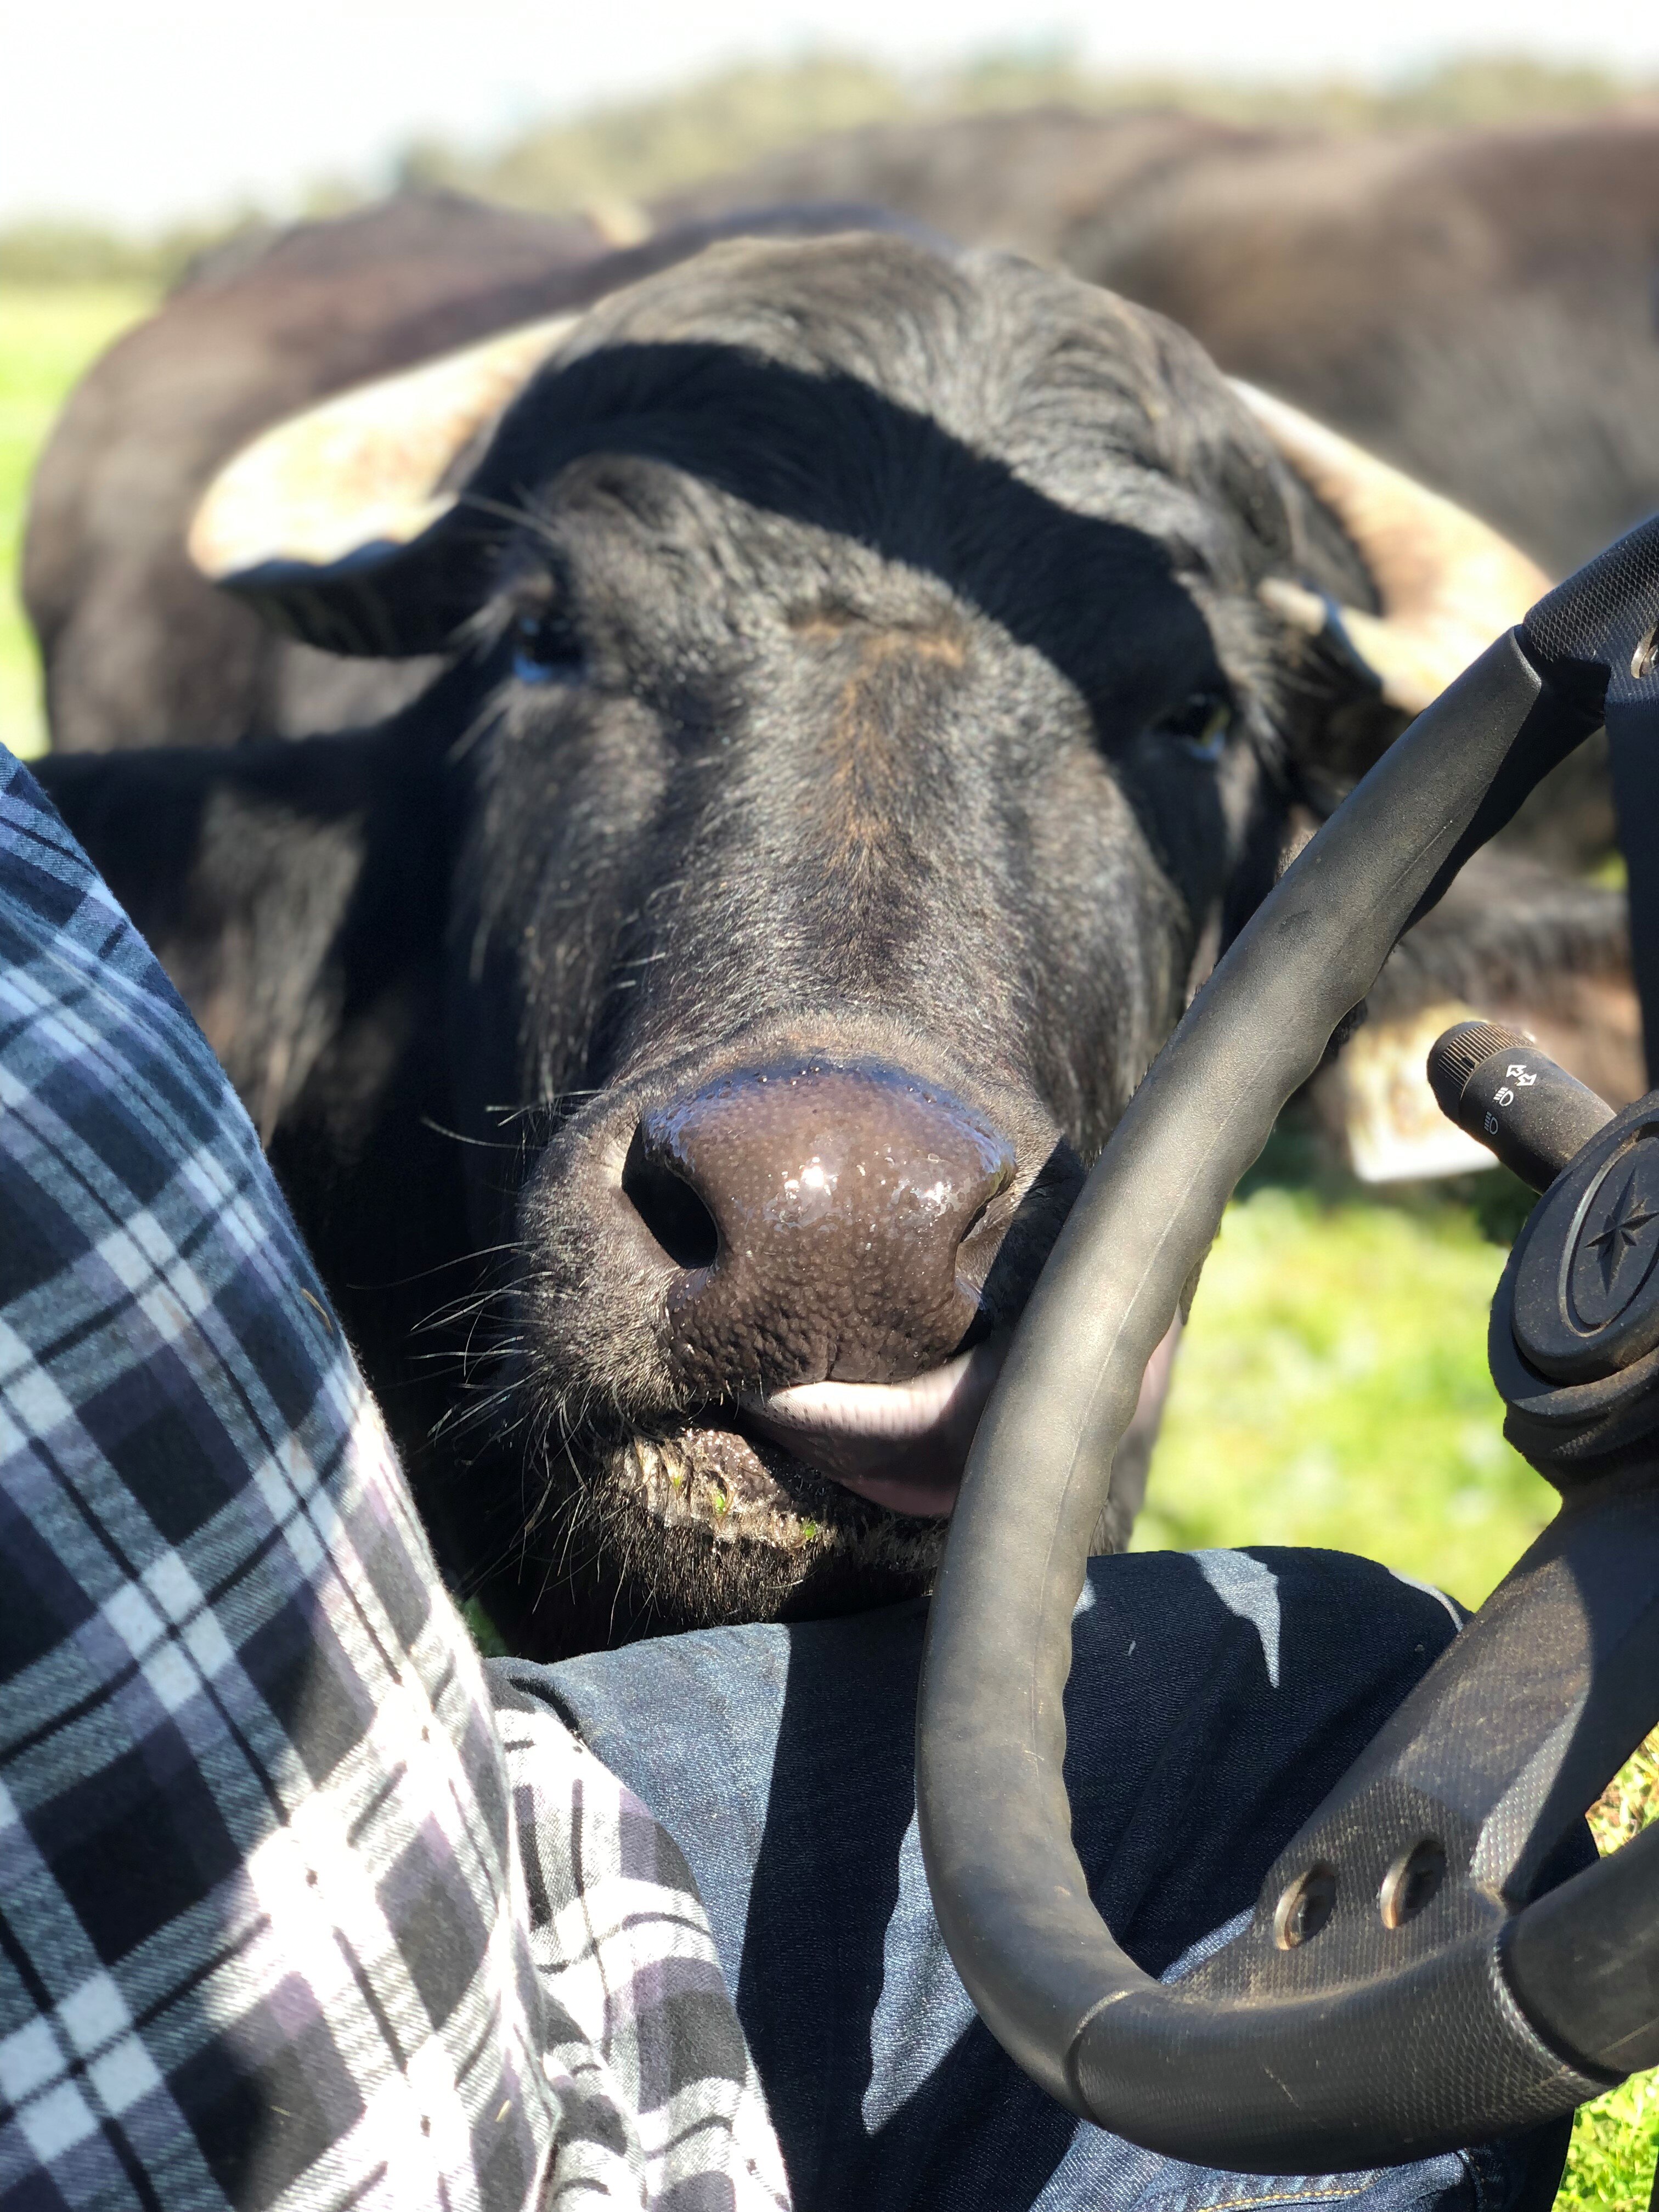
(1273, 1865, 1338, 1949)
(1379, 1840, 1447, 1930)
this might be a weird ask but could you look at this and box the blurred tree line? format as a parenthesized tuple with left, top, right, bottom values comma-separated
(2, 47, 1652, 286)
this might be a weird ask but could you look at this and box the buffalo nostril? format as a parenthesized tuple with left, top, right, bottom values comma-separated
(622, 1137, 720, 1270)
(627, 1058, 1017, 1386)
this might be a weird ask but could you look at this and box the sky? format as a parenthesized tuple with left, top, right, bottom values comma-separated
(2, 0, 1657, 230)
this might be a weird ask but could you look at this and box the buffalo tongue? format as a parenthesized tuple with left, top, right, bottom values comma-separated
(742, 1338, 1008, 1518)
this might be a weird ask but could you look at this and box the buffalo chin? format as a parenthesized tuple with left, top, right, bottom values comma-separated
(501, 1422, 946, 1657)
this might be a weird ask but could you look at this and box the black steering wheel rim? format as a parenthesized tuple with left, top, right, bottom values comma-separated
(916, 521, 1659, 2169)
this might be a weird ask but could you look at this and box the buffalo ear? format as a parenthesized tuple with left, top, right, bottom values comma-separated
(1235, 382, 1551, 720)
(1234, 380, 1554, 807)
(1271, 639, 1413, 821)
(35, 725, 452, 1150)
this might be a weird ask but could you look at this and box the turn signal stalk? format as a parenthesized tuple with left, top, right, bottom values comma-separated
(1426, 1020, 1615, 1192)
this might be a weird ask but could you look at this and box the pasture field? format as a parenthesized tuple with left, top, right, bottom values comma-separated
(0, 284, 154, 759)
(1139, 1149, 1554, 1604)
(1, 281, 1652, 2209)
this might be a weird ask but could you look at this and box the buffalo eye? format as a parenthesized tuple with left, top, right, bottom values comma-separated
(1152, 689, 1233, 764)
(510, 606, 584, 686)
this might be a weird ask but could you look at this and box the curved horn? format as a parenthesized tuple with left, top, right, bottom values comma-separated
(1234, 380, 1552, 716)
(187, 311, 579, 609)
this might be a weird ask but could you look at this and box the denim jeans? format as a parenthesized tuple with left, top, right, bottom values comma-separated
(492, 1548, 1586, 2212)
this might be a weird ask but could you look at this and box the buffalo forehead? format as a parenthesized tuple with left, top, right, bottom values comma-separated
(470, 236, 1278, 624)
(504, 443, 1230, 732)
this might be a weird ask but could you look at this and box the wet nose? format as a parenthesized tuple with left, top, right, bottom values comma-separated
(624, 1061, 1015, 1389)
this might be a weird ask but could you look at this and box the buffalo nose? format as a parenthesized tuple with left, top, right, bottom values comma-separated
(623, 1062, 1015, 1389)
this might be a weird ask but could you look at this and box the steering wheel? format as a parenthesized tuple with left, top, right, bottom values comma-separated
(917, 515, 1659, 2169)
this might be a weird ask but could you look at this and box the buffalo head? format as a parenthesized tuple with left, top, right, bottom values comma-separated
(41, 232, 1550, 1655)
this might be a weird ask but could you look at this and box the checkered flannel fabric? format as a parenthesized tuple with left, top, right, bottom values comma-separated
(0, 752, 790, 2212)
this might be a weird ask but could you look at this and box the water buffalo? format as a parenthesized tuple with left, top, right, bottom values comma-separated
(37, 229, 1567, 1656)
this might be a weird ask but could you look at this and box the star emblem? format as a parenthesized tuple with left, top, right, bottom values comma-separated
(1584, 1165, 1658, 1295)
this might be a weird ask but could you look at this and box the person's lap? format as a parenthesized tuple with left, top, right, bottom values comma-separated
(496, 1548, 1587, 2212)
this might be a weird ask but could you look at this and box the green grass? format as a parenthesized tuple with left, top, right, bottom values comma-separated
(0, 284, 154, 760)
(1564, 1738, 1659, 2209)
(2, 282, 1652, 2206)
(1137, 1153, 1553, 1609)
(1559, 2074, 1659, 2212)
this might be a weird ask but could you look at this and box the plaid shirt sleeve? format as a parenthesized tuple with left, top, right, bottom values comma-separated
(0, 751, 790, 2212)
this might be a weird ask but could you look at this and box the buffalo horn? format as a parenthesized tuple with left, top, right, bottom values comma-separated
(187, 311, 580, 588)
(1234, 380, 1551, 716)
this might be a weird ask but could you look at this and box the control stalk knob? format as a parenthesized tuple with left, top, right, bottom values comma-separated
(1426, 1019, 1614, 1193)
